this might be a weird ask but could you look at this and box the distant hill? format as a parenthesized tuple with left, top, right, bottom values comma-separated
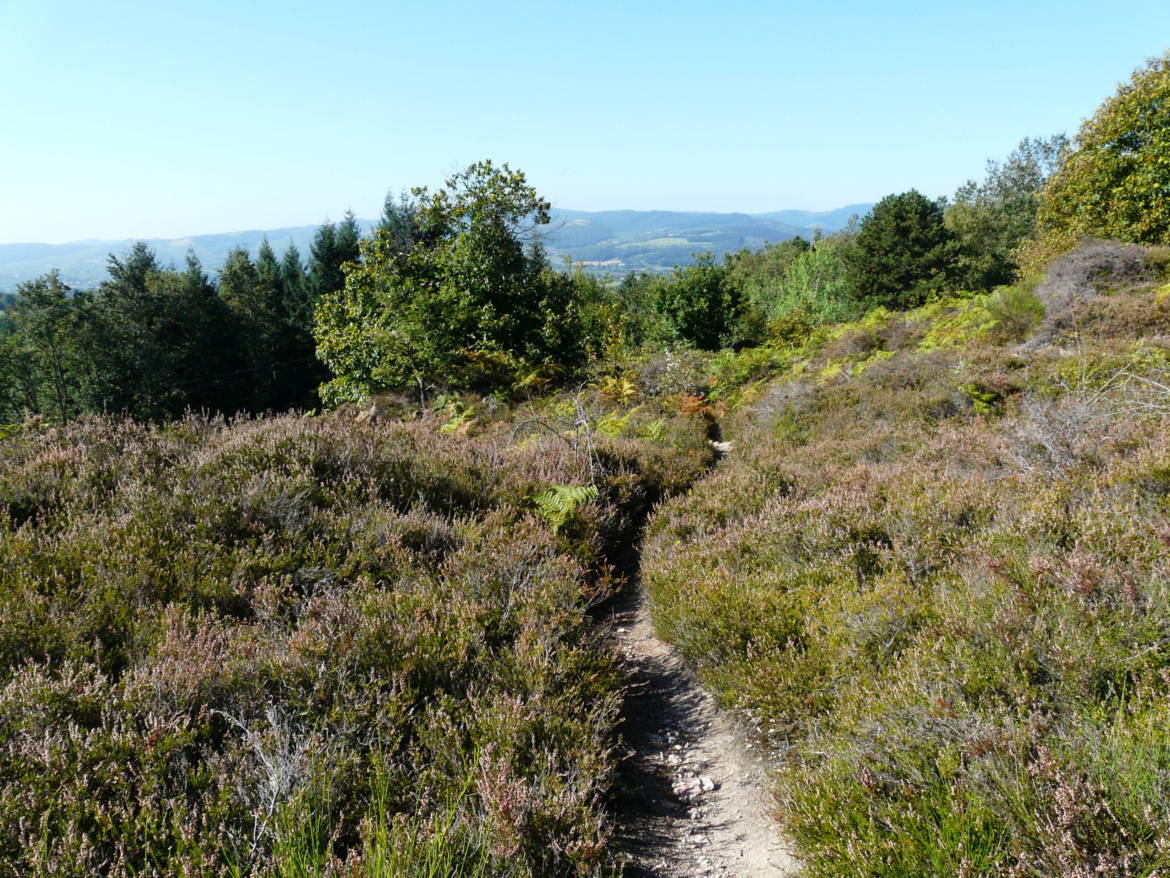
(543, 209, 823, 274)
(0, 205, 871, 290)
(0, 222, 382, 292)
(752, 204, 872, 231)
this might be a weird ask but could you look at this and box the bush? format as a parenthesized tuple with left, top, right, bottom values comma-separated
(1030, 52, 1170, 267)
(766, 236, 859, 329)
(653, 253, 741, 350)
(984, 280, 1044, 341)
(1023, 240, 1154, 348)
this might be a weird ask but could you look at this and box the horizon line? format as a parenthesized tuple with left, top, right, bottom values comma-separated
(0, 203, 875, 249)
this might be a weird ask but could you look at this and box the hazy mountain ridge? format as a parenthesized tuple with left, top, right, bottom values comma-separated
(0, 221, 382, 291)
(0, 205, 871, 290)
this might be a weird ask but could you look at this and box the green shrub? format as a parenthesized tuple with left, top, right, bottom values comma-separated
(653, 253, 741, 350)
(984, 281, 1044, 340)
(641, 288, 1170, 874)
(0, 410, 706, 876)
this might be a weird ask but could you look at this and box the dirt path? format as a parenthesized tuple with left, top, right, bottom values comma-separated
(609, 592, 801, 877)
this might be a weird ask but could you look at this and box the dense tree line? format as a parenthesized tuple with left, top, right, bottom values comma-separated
(0, 217, 359, 422)
(0, 140, 1100, 420)
(3, 51, 1167, 418)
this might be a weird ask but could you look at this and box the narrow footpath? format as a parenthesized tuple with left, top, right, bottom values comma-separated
(609, 591, 801, 877)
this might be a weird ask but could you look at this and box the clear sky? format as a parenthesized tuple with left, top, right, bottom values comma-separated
(2, 0, 1168, 244)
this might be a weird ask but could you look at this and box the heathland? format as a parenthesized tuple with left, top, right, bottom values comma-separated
(1, 51, 1169, 878)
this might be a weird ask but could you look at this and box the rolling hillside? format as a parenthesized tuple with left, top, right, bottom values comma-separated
(0, 205, 870, 290)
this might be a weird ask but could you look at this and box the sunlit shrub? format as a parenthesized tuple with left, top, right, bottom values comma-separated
(642, 272, 1170, 874)
(0, 410, 706, 876)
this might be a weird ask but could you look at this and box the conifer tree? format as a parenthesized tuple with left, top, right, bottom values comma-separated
(846, 190, 957, 309)
(379, 191, 426, 255)
(219, 247, 282, 410)
(256, 239, 285, 320)
(280, 243, 311, 333)
(82, 243, 240, 418)
(308, 213, 362, 302)
(336, 211, 362, 265)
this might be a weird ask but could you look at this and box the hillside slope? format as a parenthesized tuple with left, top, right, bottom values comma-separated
(0, 403, 713, 876)
(641, 241, 1170, 875)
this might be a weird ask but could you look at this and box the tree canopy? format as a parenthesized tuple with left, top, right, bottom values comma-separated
(846, 190, 957, 309)
(653, 253, 741, 350)
(314, 161, 585, 403)
(946, 135, 1068, 289)
(1032, 53, 1170, 263)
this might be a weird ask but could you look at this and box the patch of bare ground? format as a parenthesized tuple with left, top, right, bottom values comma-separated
(609, 592, 801, 878)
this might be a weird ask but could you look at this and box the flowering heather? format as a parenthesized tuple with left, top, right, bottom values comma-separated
(0, 411, 706, 877)
(643, 245, 1170, 875)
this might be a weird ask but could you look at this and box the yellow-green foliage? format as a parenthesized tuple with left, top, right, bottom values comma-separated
(722, 286, 1044, 400)
(643, 274, 1170, 875)
(532, 484, 599, 533)
(914, 295, 997, 349)
(594, 406, 637, 437)
(638, 417, 666, 442)
(983, 280, 1045, 340)
(1026, 53, 1170, 273)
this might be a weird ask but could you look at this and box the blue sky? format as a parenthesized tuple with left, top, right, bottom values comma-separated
(2, 0, 1168, 243)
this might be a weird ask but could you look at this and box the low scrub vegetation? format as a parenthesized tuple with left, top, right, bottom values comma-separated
(642, 245, 1170, 875)
(0, 408, 708, 876)
(3, 48, 1170, 878)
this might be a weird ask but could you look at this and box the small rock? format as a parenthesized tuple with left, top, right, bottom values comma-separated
(673, 775, 719, 802)
(672, 777, 705, 801)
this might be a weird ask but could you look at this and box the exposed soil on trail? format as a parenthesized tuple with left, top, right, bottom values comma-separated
(609, 593, 801, 877)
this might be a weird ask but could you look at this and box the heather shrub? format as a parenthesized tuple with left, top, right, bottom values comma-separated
(0, 410, 707, 876)
(642, 270, 1170, 874)
(634, 348, 715, 398)
(1024, 241, 1155, 349)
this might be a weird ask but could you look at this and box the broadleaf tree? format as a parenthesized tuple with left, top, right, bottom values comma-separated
(946, 135, 1068, 289)
(653, 253, 741, 350)
(314, 161, 585, 403)
(1029, 52, 1170, 268)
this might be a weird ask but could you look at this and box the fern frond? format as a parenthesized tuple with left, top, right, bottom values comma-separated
(533, 484, 599, 533)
